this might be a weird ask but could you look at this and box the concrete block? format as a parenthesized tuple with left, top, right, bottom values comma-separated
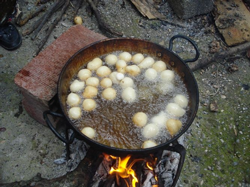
(14, 25, 106, 125)
(168, 0, 214, 19)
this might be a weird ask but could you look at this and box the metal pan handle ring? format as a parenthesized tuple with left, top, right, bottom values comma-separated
(43, 110, 75, 144)
(169, 34, 200, 63)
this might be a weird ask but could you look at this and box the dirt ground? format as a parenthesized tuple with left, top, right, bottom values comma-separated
(0, 0, 249, 187)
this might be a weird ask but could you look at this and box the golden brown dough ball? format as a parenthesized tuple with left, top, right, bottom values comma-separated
(82, 99, 96, 111)
(125, 65, 141, 76)
(118, 51, 132, 62)
(131, 53, 144, 64)
(142, 123, 159, 139)
(96, 66, 112, 78)
(166, 103, 185, 117)
(122, 87, 137, 103)
(174, 94, 188, 108)
(152, 60, 167, 72)
(67, 93, 81, 107)
(166, 119, 182, 136)
(100, 78, 113, 88)
(105, 54, 118, 66)
(70, 80, 85, 92)
(78, 69, 92, 81)
(102, 87, 117, 100)
(81, 127, 96, 139)
(86, 77, 99, 87)
(68, 107, 82, 120)
(132, 112, 148, 127)
(138, 56, 155, 69)
(142, 140, 157, 148)
(87, 58, 102, 71)
(82, 86, 98, 98)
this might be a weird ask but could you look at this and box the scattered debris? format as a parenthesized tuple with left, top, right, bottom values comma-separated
(209, 101, 219, 112)
(227, 64, 239, 73)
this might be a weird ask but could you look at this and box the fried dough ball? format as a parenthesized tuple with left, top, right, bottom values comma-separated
(132, 112, 148, 127)
(116, 59, 127, 73)
(120, 77, 134, 89)
(138, 56, 155, 69)
(67, 93, 81, 107)
(131, 53, 144, 64)
(96, 66, 112, 77)
(105, 54, 118, 66)
(116, 72, 125, 81)
(144, 68, 158, 81)
(70, 80, 85, 92)
(118, 51, 132, 62)
(83, 86, 98, 98)
(160, 70, 175, 82)
(166, 103, 185, 117)
(68, 107, 81, 120)
(122, 87, 136, 103)
(152, 60, 167, 72)
(78, 69, 92, 81)
(166, 119, 182, 136)
(174, 94, 188, 108)
(142, 123, 159, 139)
(86, 77, 99, 87)
(100, 78, 113, 88)
(102, 87, 117, 100)
(87, 58, 102, 71)
(142, 140, 157, 148)
(109, 71, 120, 84)
(82, 99, 96, 111)
(81, 127, 96, 139)
(151, 111, 168, 128)
(126, 65, 141, 76)
(157, 82, 174, 95)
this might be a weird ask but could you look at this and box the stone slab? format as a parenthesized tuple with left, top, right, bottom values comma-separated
(14, 25, 106, 125)
(214, 0, 250, 46)
(168, 0, 214, 19)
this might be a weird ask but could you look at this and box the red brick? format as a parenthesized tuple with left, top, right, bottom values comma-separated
(15, 25, 106, 125)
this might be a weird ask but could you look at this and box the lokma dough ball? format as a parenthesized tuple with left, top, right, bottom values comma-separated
(118, 51, 132, 62)
(105, 54, 118, 66)
(100, 78, 112, 88)
(160, 70, 175, 82)
(116, 60, 127, 73)
(126, 65, 141, 76)
(116, 72, 124, 81)
(122, 87, 136, 103)
(142, 123, 159, 139)
(131, 53, 144, 64)
(157, 82, 174, 95)
(120, 77, 134, 89)
(152, 60, 167, 72)
(166, 119, 182, 136)
(70, 80, 85, 92)
(145, 68, 158, 81)
(82, 99, 96, 111)
(87, 58, 102, 71)
(151, 111, 168, 128)
(81, 127, 96, 139)
(166, 103, 185, 117)
(109, 72, 120, 84)
(138, 56, 155, 69)
(102, 87, 117, 100)
(83, 86, 98, 98)
(68, 107, 81, 120)
(67, 93, 81, 107)
(86, 77, 99, 87)
(96, 66, 111, 77)
(78, 69, 92, 81)
(142, 140, 157, 149)
(174, 94, 188, 108)
(132, 112, 148, 127)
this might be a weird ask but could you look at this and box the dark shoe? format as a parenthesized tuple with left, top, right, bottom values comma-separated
(0, 22, 22, 50)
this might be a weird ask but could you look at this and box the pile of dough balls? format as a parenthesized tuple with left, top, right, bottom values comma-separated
(66, 51, 189, 144)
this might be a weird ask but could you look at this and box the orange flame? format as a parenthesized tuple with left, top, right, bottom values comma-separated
(109, 155, 143, 187)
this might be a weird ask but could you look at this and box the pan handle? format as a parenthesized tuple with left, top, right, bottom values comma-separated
(169, 34, 200, 63)
(43, 110, 75, 144)
(159, 141, 186, 187)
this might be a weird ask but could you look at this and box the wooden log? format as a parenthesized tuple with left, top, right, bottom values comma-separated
(189, 41, 250, 71)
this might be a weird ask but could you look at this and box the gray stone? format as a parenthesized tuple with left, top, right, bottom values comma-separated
(168, 0, 214, 19)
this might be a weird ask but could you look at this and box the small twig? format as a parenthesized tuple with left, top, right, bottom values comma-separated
(189, 41, 250, 71)
(73, 0, 84, 17)
(16, 5, 47, 26)
(36, 0, 53, 5)
(31, 0, 65, 40)
(86, 0, 123, 37)
(36, 0, 70, 55)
